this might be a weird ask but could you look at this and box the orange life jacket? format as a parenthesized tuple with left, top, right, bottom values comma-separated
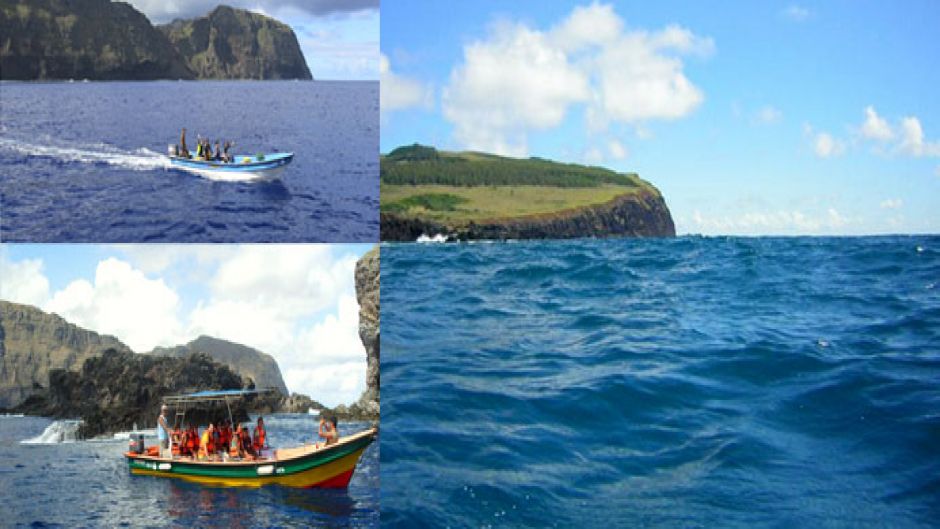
(253, 425, 266, 452)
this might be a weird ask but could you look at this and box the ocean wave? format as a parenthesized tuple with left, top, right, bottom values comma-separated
(0, 136, 169, 171)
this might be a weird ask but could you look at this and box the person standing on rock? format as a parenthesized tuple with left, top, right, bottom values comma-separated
(157, 404, 171, 459)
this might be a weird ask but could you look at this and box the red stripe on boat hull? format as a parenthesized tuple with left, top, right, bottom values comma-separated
(308, 468, 355, 488)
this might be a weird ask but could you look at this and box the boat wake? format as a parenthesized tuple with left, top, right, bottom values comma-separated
(21, 419, 83, 444)
(0, 135, 169, 171)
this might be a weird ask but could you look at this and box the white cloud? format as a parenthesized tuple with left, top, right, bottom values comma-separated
(0, 256, 50, 307)
(689, 206, 854, 235)
(899, 116, 940, 157)
(45, 258, 183, 352)
(380, 54, 433, 112)
(814, 132, 845, 158)
(781, 5, 811, 21)
(608, 139, 628, 160)
(442, 20, 590, 156)
(755, 105, 782, 124)
(441, 4, 710, 156)
(860, 106, 894, 141)
(880, 198, 903, 209)
(126, 0, 378, 24)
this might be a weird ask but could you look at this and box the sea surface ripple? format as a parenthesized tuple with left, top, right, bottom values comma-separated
(0, 81, 378, 242)
(381, 236, 940, 528)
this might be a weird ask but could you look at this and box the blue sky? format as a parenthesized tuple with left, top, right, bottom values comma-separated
(0, 244, 372, 407)
(380, 1, 940, 235)
(127, 0, 379, 80)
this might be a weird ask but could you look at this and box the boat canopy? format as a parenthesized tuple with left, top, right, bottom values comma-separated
(164, 388, 276, 405)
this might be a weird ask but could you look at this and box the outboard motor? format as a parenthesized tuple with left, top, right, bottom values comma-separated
(168, 144, 178, 157)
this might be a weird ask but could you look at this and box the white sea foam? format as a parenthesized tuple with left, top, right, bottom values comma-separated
(21, 419, 83, 444)
(0, 136, 170, 171)
(417, 233, 448, 243)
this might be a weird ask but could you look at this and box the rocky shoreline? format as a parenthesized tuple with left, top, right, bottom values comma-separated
(381, 190, 676, 241)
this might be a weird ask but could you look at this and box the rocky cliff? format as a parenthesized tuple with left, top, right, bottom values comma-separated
(149, 335, 289, 396)
(0, 0, 194, 80)
(354, 246, 379, 416)
(0, 1, 311, 80)
(158, 5, 312, 80)
(381, 190, 676, 241)
(0, 300, 134, 408)
(15, 348, 250, 438)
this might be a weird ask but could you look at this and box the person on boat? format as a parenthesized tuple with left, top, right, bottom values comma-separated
(178, 128, 189, 158)
(199, 423, 217, 460)
(238, 423, 255, 459)
(230, 424, 243, 458)
(318, 415, 338, 446)
(186, 423, 199, 457)
(222, 141, 233, 163)
(157, 404, 171, 458)
(212, 141, 222, 161)
(212, 422, 222, 455)
(252, 417, 268, 455)
(218, 420, 231, 455)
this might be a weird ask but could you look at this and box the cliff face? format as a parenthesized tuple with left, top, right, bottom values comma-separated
(381, 190, 676, 241)
(158, 5, 312, 80)
(0, 2, 311, 80)
(149, 335, 289, 396)
(0, 0, 194, 80)
(15, 348, 250, 438)
(0, 300, 134, 408)
(354, 246, 379, 416)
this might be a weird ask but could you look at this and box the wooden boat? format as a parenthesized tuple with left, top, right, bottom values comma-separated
(125, 389, 375, 488)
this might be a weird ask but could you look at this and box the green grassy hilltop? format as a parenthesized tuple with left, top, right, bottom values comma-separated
(380, 144, 656, 224)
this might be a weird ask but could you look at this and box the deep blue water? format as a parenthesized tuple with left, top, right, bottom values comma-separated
(381, 236, 940, 528)
(0, 81, 378, 242)
(0, 414, 379, 528)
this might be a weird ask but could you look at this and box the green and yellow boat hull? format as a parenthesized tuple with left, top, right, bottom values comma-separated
(126, 427, 376, 488)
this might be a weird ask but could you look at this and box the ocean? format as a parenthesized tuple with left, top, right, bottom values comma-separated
(380, 236, 940, 528)
(0, 414, 379, 528)
(0, 81, 378, 242)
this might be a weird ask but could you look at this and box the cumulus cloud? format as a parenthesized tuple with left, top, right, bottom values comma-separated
(0, 256, 50, 307)
(860, 106, 894, 141)
(880, 198, 903, 209)
(813, 132, 845, 158)
(45, 258, 184, 352)
(126, 0, 377, 24)
(380, 54, 433, 112)
(441, 3, 710, 156)
(608, 139, 628, 160)
(899, 116, 940, 157)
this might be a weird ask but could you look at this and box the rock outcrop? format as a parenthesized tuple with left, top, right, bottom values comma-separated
(0, 300, 134, 408)
(381, 190, 676, 241)
(353, 246, 379, 418)
(0, 1, 312, 80)
(0, 0, 194, 80)
(15, 348, 250, 438)
(149, 335, 289, 396)
(158, 5, 312, 80)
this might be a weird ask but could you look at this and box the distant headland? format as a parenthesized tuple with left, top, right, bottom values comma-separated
(0, 1, 312, 80)
(380, 144, 676, 241)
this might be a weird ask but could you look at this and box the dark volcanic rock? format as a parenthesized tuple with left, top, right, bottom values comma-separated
(158, 5, 312, 80)
(149, 335, 289, 396)
(15, 348, 251, 438)
(0, 0, 194, 80)
(381, 190, 676, 241)
(0, 300, 134, 409)
(278, 392, 326, 414)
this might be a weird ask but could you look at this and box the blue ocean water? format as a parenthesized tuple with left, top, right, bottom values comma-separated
(381, 236, 940, 528)
(0, 414, 379, 528)
(0, 81, 377, 242)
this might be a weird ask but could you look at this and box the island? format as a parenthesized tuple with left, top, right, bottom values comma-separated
(0, 1, 311, 80)
(380, 145, 676, 241)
